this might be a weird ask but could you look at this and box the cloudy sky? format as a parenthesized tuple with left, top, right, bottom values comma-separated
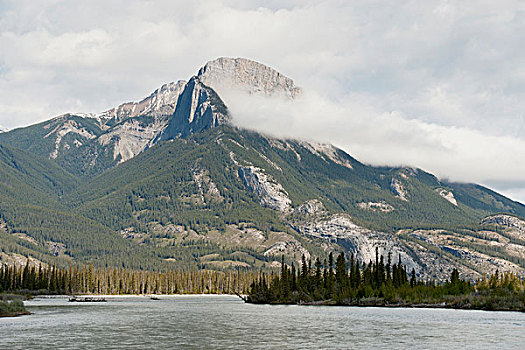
(0, 0, 524, 203)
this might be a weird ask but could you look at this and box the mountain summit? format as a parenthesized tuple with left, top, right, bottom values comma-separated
(198, 57, 301, 99)
(0, 58, 300, 173)
(0, 58, 524, 280)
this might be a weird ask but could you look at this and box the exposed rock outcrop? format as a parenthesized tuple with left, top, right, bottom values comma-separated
(357, 202, 394, 213)
(192, 168, 223, 204)
(158, 77, 230, 140)
(404, 228, 525, 280)
(391, 178, 408, 201)
(295, 214, 419, 272)
(435, 188, 458, 206)
(264, 240, 310, 260)
(44, 117, 98, 159)
(482, 215, 525, 240)
(198, 57, 301, 100)
(238, 166, 291, 212)
(99, 80, 186, 122)
(98, 116, 169, 163)
(295, 199, 326, 216)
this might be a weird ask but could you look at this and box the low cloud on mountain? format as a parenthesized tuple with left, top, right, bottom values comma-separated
(0, 0, 524, 202)
(226, 89, 525, 200)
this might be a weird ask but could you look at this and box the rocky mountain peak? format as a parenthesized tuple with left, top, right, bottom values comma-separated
(99, 80, 187, 123)
(157, 76, 230, 141)
(197, 57, 301, 100)
(0, 125, 8, 133)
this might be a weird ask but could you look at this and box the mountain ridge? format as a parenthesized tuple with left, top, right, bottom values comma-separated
(0, 57, 524, 281)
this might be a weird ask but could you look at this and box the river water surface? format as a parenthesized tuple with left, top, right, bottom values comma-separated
(1, 295, 524, 349)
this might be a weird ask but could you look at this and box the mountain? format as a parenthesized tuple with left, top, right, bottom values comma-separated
(0, 125, 7, 133)
(0, 58, 299, 178)
(0, 57, 524, 281)
(0, 143, 161, 269)
(0, 81, 186, 176)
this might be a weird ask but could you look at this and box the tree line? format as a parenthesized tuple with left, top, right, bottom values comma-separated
(0, 260, 260, 295)
(247, 250, 525, 311)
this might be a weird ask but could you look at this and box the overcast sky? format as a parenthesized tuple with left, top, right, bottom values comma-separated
(0, 0, 524, 203)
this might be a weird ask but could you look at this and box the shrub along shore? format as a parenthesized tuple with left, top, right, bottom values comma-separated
(247, 252, 525, 312)
(0, 297, 29, 317)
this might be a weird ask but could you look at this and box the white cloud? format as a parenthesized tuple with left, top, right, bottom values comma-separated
(0, 0, 524, 203)
(225, 89, 525, 186)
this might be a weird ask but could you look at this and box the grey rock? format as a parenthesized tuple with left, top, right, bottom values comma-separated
(158, 77, 230, 141)
(238, 166, 291, 212)
(198, 57, 301, 100)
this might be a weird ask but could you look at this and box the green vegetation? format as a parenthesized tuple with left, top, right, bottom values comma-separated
(0, 123, 524, 273)
(0, 116, 106, 176)
(247, 251, 525, 311)
(0, 297, 28, 317)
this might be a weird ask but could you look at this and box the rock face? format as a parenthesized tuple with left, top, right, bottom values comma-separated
(197, 57, 301, 100)
(90, 80, 188, 163)
(264, 240, 311, 261)
(158, 77, 230, 140)
(295, 199, 326, 216)
(295, 214, 419, 272)
(44, 117, 98, 159)
(391, 178, 408, 201)
(0, 57, 303, 174)
(238, 166, 292, 212)
(482, 214, 525, 231)
(97, 116, 169, 163)
(99, 81, 186, 123)
(482, 215, 525, 240)
(357, 202, 394, 213)
(435, 188, 458, 206)
(402, 227, 525, 281)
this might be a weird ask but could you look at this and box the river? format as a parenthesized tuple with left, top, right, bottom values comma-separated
(1, 295, 523, 349)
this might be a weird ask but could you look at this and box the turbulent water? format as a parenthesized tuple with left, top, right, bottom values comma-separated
(1, 296, 524, 349)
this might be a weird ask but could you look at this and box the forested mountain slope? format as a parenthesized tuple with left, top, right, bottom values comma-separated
(0, 57, 524, 281)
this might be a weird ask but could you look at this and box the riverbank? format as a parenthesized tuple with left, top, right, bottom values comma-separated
(247, 293, 525, 312)
(0, 299, 30, 317)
